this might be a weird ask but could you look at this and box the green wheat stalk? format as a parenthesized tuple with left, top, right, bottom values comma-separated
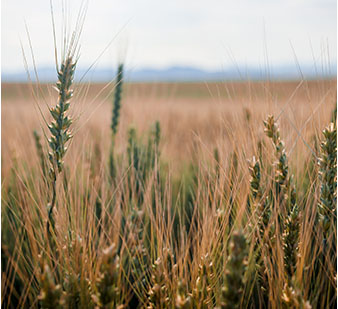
(46, 55, 76, 242)
(264, 115, 300, 280)
(109, 64, 124, 180)
(283, 183, 300, 279)
(111, 64, 124, 137)
(263, 115, 289, 208)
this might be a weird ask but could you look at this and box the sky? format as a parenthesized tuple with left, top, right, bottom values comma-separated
(1, 0, 337, 73)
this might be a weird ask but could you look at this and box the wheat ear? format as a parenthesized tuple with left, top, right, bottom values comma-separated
(317, 122, 337, 240)
(264, 115, 300, 279)
(46, 55, 76, 240)
(111, 63, 124, 136)
(109, 63, 124, 180)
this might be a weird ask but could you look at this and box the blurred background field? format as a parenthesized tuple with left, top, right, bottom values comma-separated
(2, 79, 336, 175)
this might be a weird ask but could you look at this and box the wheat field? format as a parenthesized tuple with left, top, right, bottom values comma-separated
(2, 75, 337, 308)
(2, 80, 335, 167)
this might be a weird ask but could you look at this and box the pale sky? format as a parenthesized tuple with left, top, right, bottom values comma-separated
(1, 0, 337, 72)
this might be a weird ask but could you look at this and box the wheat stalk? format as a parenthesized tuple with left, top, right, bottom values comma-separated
(317, 122, 337, 240)
(109, 64, 124, 180)
(111, 64, 124, 137)
(263, 115, 289, 207)
(264, 115, 300, 280)
(46, 55, 76, 243)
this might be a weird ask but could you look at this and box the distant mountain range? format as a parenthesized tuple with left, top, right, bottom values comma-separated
(2, 64, 336, 82)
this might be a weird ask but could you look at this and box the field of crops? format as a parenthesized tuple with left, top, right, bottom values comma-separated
(2, 71, 337, 308)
